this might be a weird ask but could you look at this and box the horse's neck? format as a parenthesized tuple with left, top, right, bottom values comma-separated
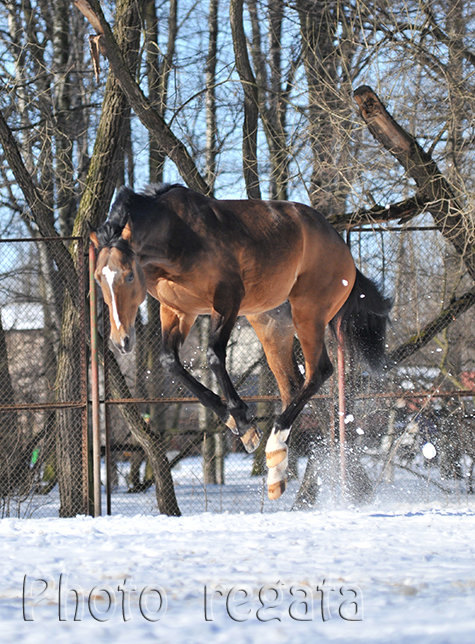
(131, 207, 202, 273)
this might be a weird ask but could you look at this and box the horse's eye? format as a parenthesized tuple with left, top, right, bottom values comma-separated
(125, 272, 135, 283)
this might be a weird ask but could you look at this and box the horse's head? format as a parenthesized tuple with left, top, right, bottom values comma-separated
(90, 215, 147, 355)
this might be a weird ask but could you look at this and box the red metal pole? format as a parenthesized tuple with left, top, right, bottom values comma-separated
(77, 238, 91, 516)
(336, 321, 347, 497)
(103, 303, 112, 515)
(328, 344, 337, 504)
(89, 243, 102, 517)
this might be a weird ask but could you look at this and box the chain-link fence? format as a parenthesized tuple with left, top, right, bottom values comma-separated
(0, 226, 474, 518)
(0, 237, 89, 519)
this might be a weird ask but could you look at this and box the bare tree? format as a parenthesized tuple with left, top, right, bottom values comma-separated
(74, 0, 210, 194)
(229, 0, 261, 198)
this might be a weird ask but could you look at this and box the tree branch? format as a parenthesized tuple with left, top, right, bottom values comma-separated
(328, 195, 425, 230)
(387, 287, 475, 367)
(354, 85, 475, 281)
(422, 2, 475, 68)
(73, 0, 210, 195)
(229, 0, 261, 199)
(0, 109, 79, 304)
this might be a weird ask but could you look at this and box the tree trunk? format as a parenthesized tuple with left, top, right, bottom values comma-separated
(248, 0, 290, 200)
(202, 431, 217, 485)
(144, 0, 178, 184)
(205, 0, 219, 193)
(295, 0, 342, 215)
(104, 345, 181, 515)
(229, 0, 261, 198)
(0, 313, 22, 501)
(292, 433, 325, 510)
(55, 293, 86, 516)
(73, 0, 182, 516)
(51, 0, 141, 517)
(251, 360, 274, 476)
(53, 0, 76, 236)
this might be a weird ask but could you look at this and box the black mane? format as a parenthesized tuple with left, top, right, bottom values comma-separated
(141, 183, 184, 199)
(95, 183, 185, 255)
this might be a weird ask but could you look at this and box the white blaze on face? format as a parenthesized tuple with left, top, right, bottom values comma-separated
(102, 265, 122, 330)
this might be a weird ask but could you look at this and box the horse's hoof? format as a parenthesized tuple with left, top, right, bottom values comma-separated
(240, 426, 262, 453)
(224, 414, 240, 435)
(268, 479, 287, 500)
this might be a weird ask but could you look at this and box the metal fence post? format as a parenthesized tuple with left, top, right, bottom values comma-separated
(89, 243, 101, 517)
(77, 238, 91, 516)
(103, 306, 112, 515)
(336, 319, 347, 498)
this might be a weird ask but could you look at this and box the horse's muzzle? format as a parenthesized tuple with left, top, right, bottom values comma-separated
(112, 327, 136, 355)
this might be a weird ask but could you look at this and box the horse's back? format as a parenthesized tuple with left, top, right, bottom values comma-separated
(152, 185, 344, 258)
(143, 187, 355, 319)
(209, 198, 355, 318)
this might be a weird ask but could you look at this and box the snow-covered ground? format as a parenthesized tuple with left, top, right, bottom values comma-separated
(14, 449, 474, 518)
(2, 477, 475, 643)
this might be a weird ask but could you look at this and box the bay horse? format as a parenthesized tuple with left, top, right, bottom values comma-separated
(90, 183, 390, 499)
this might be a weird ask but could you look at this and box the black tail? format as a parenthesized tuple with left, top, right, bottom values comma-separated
(330, 269, 391, 371)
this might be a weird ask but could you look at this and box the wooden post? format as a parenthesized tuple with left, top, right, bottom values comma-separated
(102, 308, 112, 515)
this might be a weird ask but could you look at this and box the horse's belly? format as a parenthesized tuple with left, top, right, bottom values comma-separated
(239, 274, 296, 315)
(154, 279, 213, 315)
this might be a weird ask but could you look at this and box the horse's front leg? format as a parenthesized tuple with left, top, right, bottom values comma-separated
(207, 289, 262, 453)
(160, 304, 260, 453)
(160, 305, 230, 426)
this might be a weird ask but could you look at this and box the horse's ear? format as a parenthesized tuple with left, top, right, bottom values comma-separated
(110, 187, 134, 234)
(90, 230, 100, 249)
(121, 220, 132, 242)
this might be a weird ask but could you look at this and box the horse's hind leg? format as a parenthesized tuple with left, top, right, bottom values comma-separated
(247, 303, 303, 411)
(248, 304, 309, 500)
(265, 344, 333, 499)
(265, 297, 334, 499)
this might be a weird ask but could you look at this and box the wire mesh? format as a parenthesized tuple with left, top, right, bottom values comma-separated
(100, 221, 474, 516)
(0, 237, 89, 518)
(0, 228, 473, 518)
